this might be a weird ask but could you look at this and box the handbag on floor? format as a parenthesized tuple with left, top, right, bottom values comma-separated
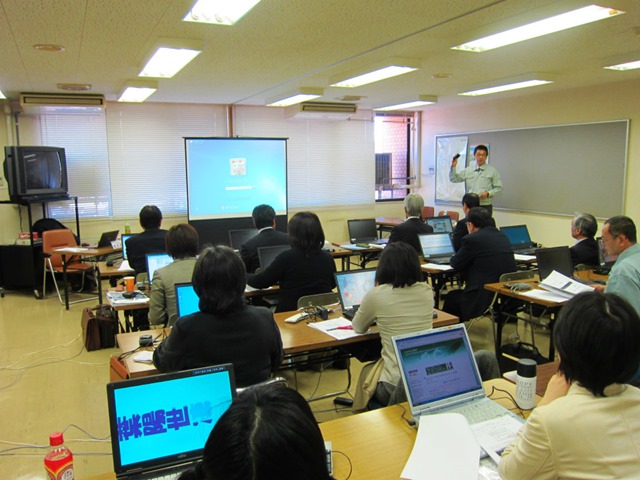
(81, 304, 120, 351)
(498, 341, 549, 374)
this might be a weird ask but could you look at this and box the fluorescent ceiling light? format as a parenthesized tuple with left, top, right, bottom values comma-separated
(604, 59, 640, 71)
(0, 89, 5, 99)
(118, 80, 158, 102)
(459, 79, 552, 96)
(331, 60, 419, 88)
(139, 39, 202, 78)
(267, 87, 323, 107)
(375, 95, 437, 111)
(184, 0, 261, 25)
(453, 5, 624, 52)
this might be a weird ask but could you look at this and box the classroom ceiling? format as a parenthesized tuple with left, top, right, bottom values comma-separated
(0, 0, 639, 110)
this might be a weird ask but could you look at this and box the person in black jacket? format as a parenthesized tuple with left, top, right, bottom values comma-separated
(569, 213, 599, 267)
(240, 204, 289, 273)
(388, 193, 433, 256)
(452, 193, 480, 252)
(444, 207, 517, 321)
(247, 211, 336, 312)
(125, 205, 168, 275)
(153, 245, 283, 387)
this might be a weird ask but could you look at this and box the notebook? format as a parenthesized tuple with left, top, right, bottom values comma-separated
(121, 234, 135, 260)
(257, 245, 290, 269)
(418, 233, 455, 264)
(175, 282, 199, 318)
(335, 269, 376, 319)
(536, 246, 574, 280)
(146, 253, 173, 283)
(106, 364, 236, 480)
(595, 237, 618, 274)
(425, 216, 454, 234)
(393, 325, 520, 425)
(228, 229, 259, 250)
(347, 218, 387, 245)
(97, 230, 120, 248)
(500, 225, 537, 254)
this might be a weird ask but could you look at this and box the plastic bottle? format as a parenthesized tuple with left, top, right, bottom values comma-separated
(124, 222, 131, 234)
(44, 432, 74, 480)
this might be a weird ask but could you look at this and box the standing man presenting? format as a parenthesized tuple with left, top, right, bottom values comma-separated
(450, 145, 503, 216)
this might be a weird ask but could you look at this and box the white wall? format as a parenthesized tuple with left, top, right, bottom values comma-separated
(418, 78, 640, 248)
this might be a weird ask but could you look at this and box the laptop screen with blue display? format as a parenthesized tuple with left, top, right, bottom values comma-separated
(107, 364, 236, 477)
(175, 283, 199, 318)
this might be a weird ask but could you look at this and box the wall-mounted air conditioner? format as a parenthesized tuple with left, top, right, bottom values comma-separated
(20, 92, 106, 111)
(285, 101, 357, 120)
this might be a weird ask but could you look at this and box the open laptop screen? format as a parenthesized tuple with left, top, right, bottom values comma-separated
(347, 219, 378, 244)
(393, 325, 483, 409)
(121, 234, 135, 260)
(500, 225, 533, 248)
(146, 253, 173, 283)
(228, 229, 258, 250)
(257, 245, 290, 269)
(334, 269, 376, 310)
(175, 283, 199, 318)
(107, 364, 236, 475)
(418, 233, 454, 258)
(426, 216, 453, 233)
(536, 246, 574, 280)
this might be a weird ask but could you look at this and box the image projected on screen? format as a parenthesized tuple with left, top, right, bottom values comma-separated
(185, 138, 287, 220)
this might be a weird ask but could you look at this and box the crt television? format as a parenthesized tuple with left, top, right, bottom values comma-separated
(3, 146, 69, 202)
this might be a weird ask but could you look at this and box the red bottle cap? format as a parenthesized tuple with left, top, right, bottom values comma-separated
(49, 432, 64, 446)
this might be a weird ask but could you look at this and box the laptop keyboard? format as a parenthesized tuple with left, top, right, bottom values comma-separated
(514, 248, 537, 255)
(445, 400, 510, 425)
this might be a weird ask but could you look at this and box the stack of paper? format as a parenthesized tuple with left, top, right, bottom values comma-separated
(106, 291, 149, 305)
(307, 317, 374, 340)
(538, 270, 594, 299)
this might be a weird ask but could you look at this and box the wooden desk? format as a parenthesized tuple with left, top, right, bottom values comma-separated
(109, 309, 459, 381)
(503, 360, 560, 397)
(55, 246, 121, 309)
(89, 378, 531, 480)
(336, 243, 384, 269)
(484, 280, 565, 359)
(375, 216, 403, 236)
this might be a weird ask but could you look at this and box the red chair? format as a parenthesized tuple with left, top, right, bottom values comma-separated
(422, 206, 435, 219)
(42, 229, 96, 304)
(438, 210, 460, 222)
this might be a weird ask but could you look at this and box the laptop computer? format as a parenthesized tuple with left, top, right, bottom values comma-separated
(257, 245, 290, 270)
(146, 253, 173, 283)
(175, 282, 199, 318)
(334, 269, 376, 319)
(121, 234, 135, 260)
(228, 229, 259, 250)
(393, 324, 521, 426)
(97, 230, 120, 248)
(535, 246, 574, 280)
(500, 225, 537, 254)
(106, 364, 236, 480)
(426, 216, 454, 233)
(418, 233, 455, 264)
(347, 219, 387, 245)
(594, 237, 619, 274)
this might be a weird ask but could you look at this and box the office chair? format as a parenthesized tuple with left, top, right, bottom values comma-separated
(42, 229, 97, 304)
(438, 210, 460, 222)
(297, 292, 339, 309)
(422, 206, 435, 219)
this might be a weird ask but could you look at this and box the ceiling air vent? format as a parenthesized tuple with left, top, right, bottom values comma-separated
(286, 101, 357, 120)
(20, 92, 106, 108)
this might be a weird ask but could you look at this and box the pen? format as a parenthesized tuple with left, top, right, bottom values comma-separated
(327, 326, 353, 331)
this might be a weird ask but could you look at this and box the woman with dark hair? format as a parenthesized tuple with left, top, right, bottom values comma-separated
(500, 291, 640, 479)
(153, 245, 283, 387)
(149, 223, 199, 327)
(352, 241, 434, 405)
(247, 212, 336, 312)
(179, 383, 332, 480)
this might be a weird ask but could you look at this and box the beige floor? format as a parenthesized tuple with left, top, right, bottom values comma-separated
(0, 283, 550, 479)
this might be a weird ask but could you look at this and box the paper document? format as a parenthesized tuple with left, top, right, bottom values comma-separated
(339, 244, 368, 250)
(307, 317, 374, 340)
(106, 291, 149, 305)
(133, 351, 154, 363)
(118, 260, 132, 271)
(401, 413, 480, 480)
(421, 263, 454, 271)
(520, 289, 569, 304)
(514, 253, 536, 261)
(470, 415, 524, 464)
(538, 270, 594, 299)
(368, 243, 385, 249)
(55, 247, 88, 253)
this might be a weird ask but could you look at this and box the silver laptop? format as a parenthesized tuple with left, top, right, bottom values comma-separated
(106, 364, 236, 480)
(146, 253, 173, 283)
(393, 324, 521, 425)
(334, 268, 376, 319)
(418, 233, 455, 264)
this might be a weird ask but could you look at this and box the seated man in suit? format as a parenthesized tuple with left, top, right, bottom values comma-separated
(444, 207, 517, 321)
(452, 193, 480, 251)
(125, 205, 168, 275)
(240, 204, 289, 273)
(569, 213, 599, 267)
(388, 193, 433, 255)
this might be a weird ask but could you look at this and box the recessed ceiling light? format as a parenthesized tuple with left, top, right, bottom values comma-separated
(452, 5, 624, 52)
(267, 87, 323, 107)
(118, 80, 158, 102)
(375, 95, 437, 111)
(33, 44, 65, 52)
(184, 0, 261, 25)
(139, 39, 203, 78)
(604, 59, 640, 71)
(332, 65, 418, 88)
(459, 79, 553, 96)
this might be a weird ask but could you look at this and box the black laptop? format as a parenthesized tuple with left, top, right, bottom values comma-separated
(334, 269, 376, 319)
(97, 230, 120, 248)
(418, 233, 455, 264)
(257, 245, 291, 270)
(106, 364, 236, 480)
(500, 225, 537, 254)
(594, 237, 619, 274)
(347, 219, 387, 245)
(228, 229, 259, 250)
(535, 246, 574, 280)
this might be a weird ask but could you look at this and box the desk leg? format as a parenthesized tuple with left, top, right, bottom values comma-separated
(493, 300, 505, 353)
(62, 254, 70, 310)
(96, 265, 103, 304)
